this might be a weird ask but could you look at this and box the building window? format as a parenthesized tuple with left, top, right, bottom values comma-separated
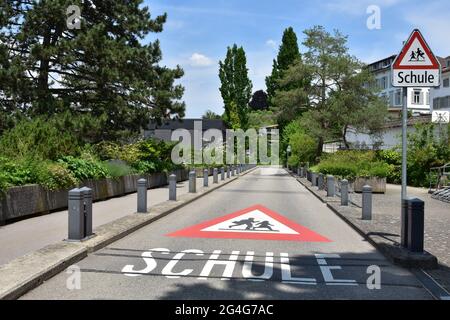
(395, 90, 402, 106)
(412, 90, 422, 105)
(433, 98, 440, 110)
(444, 78, 450, 88)
(426, 92, 430, 105)
(381, 76, 387, 89)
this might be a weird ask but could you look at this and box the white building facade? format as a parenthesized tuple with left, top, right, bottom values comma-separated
(431, 56, 450, 112)
(368, 55, 431, 114)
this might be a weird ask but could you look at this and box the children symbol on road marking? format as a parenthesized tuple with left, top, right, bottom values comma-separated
(228, 218, 278, 232)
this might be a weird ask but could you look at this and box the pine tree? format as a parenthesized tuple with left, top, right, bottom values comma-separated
(0, 0, 185, 140)
(219, 44, 252, 129)
(265, 27, 301, 108)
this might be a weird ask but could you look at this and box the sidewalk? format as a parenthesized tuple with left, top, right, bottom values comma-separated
(0, 176, 213, 266)
(295, 172, 450, 292)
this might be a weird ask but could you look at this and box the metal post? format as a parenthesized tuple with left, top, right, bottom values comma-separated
(401, 87, 408, 233)
(300, 167, 304, 178)
(189, 171, 196, 193)
(401, 199, 409, 248)
(213, 168, 218, 184)
(341, 179, 349, 206)
(362, 185, 372, 220)
(79, 187, 93, 237)
(221, 167, 225, 180)
(318, 174, 324, 190)
(169, 174, 177, 201)
(68, 188, 84, 240)
(311, 173, 317, 186)
(203, 169, 209, 187)
(406, 198, 425, 253)
(231, 166, 235, 176)
(137, 178, 148, 213)
(327, 175, 335, 197)
(226, 166, 230, 178)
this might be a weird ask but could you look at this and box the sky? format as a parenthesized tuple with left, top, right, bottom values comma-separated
(143, 0, 450, 118)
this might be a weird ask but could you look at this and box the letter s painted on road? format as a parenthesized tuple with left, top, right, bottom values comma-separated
(122, 248, 170, 277)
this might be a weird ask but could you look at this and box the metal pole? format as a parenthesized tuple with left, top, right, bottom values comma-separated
(401, 87, 408, 245)
(169, 174, 177, 201)
(213, 168, 218, 184)
(221, 167, 225, 180)
(79, 186, 93, 237)
(137, 178, 148, 213)
(68, 188, 84, 241)
(401, 87, 408, 200)
(189, 171, 196, 193)
(203, 169, 209, 187)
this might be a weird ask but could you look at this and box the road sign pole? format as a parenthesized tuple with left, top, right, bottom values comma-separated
(401, 87, 408, 201)
(401, 87, 408, 247)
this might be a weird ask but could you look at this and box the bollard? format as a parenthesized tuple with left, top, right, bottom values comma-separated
(169, 174, 177, 201)
(221, 167, 225, 180)
(79, 186, 93, 237)
(341, 179, 349, 206)
(311, 173, 317, 186)
(137, 178, 148, 213)
(300, 167, 304, 178)
(204, 169, 209, 187)
(318, 173, 324, 190)
(68, 188, 84, 240)
(189, 171, 196, 193)
(327, 175, 335, 197)
(406, 198, 425, 253)
(213, 168, 218, 184)
(226, 166, 230, 178)
(362, 185, 372, 220)
(401, 199, 409, 248)
(231, 166, 235, 176)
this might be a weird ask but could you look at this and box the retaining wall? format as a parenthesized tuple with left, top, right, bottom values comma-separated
(0, 168, 189, 224)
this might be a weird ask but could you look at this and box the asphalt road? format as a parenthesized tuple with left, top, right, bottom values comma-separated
(21, 167, 432, 300)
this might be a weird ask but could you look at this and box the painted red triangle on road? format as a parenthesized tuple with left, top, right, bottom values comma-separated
(166, 205, 331, 242)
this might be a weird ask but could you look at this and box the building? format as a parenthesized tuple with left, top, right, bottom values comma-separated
(431, 56, 450, 112)
(144, 118, 229, 146)
(345, 115, 434, 150)
(368, 55, 431, 114)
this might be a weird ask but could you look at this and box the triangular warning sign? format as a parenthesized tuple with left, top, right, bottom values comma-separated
(392, 29, 440, 70)
(166, 205, 331, 242)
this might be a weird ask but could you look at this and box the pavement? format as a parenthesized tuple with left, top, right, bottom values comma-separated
(20, 167, 433, 300)
(296, 172, 450, 295)
(0, 176, 213, 266)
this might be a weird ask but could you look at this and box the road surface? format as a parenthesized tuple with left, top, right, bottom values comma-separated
(21, 167, 432, 299)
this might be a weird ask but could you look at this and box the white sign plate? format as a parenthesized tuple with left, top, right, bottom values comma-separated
(392, 29, 441, 87)
(432, 111, 450, 124)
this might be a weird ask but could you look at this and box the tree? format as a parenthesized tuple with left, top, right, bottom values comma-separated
(265, 27, 301, 109)
(0, 0, 185, 140)
(275, 26, 387, 157)
(249, 90, 268, 111)
(219, 44, 252, 130)
(202, 109, 222, 120)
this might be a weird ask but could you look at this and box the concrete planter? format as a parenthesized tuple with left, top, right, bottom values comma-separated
(0, 168, 189, 225)
(354, 177, 386, 193)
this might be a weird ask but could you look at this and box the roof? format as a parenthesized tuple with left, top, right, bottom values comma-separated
(437, 56, 450, 74)
(148, 118, 229, 131)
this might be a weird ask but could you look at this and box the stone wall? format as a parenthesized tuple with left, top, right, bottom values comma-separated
(0, 168, 189, 225)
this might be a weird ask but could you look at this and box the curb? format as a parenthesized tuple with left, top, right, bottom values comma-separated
(0, 166, 258, 300)
(287, 169, 438, 270)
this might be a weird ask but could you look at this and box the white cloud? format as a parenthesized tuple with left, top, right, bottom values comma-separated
(266, 39, 277, 49)
(189, 53, 214, 67)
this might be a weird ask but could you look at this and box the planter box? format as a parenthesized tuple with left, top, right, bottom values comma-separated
(0, 168, 190, 224)
(354, 177, 386, 193)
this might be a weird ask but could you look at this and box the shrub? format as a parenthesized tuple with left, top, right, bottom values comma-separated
(58, 156, 108, 181)
(104, 160, 135, 177)
(316, 151, 389, 179)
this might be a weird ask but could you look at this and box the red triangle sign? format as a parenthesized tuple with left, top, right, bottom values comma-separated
(166, 205, 331, 242)
(392, 29, 440, 70)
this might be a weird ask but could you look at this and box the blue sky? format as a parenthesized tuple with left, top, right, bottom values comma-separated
(143, 0, 450, 118)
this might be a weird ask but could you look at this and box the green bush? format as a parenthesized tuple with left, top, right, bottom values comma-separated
(57, 156, 108, 181)
(104, 161, 135, 177)
(316, 151, 390, 179)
